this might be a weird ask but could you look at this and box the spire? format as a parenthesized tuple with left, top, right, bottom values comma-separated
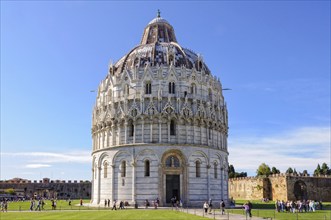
(157, 9, 161, 18)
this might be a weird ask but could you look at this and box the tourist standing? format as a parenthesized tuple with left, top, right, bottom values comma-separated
(203, 201, 209, 214)
(248, 201, 253, 217)
(243, 203, 250, 218)
(208, 199, 213, 213)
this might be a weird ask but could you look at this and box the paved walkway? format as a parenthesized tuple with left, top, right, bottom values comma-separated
(177, 208, 269, 220)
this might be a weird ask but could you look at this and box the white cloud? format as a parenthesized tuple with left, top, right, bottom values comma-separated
(1, 151, 91, 164)
(25, 164, 51, 169)
(229, 126, 331, 175)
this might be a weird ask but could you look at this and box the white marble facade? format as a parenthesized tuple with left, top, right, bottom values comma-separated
(91, 12, 229, 207)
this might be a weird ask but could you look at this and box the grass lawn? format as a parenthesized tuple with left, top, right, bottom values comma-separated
(0, 210, 207, 220)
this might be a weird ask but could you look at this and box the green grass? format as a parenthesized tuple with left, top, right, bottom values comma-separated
(0, 210, 207, 220)
(234, 200, 331, 210)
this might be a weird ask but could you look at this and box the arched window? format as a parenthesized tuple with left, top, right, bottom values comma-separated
(130, 121, 134, 137)
(196, 161, 201, 178)
(184, 91, 187, 97)
(166, 156, 180, 167)
(170, 120, 176, 136)
(145, 82, 152, 94)
(214, 162, 217, 179)
(104, 162, 108, 178)
(121, 161, 126, 177)
(169, 82, 175, 94)
(145, 160, 150, 177)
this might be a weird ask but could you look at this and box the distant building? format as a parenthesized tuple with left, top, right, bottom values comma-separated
(91, 12, 229, 207)
(0, 178, 91, 199)
(229, 174, 331, 201)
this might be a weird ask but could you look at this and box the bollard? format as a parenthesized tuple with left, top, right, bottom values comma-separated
(213, 209, 215, 220)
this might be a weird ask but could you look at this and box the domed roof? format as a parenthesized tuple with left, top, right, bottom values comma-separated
(110, 11, 210, 75)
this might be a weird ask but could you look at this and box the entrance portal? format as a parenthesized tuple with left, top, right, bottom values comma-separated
(166, 175, 180, 203)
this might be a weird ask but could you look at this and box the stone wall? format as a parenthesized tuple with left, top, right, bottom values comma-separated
(0, 178, 91, 199)
(229, 174, 331, 202)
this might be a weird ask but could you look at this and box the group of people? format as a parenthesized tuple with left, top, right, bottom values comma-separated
(203, 199, 226, 215)
(0, 199, 8, 212)
(170, 197, 182, 209)
(275, 200, 322, 213)
(102, 199, 127, 210)
(145, 198, 160, 209)
(29, 198, 46, 211)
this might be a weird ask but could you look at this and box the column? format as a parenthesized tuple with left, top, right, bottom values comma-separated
(185, 123, 188, 144)
(133, 121, 136, 144)
(111, 124, 115, 146)
(97, 166, 101, 204)
(221, 168, 224, 200)
(111, 165, 115, 201)
(124, 120, 128, 144)
(167, 120, 170, 143)
(158, 119, 162, 143)
(118, 123, 121, 145)
(207, 164, 210, 199)
(131, 162, 136, 203)
(150, 118, 153, 143)
(142, 120, 144, 143)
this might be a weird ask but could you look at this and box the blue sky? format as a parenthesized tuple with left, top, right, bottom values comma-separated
(1, 1, 330, 181)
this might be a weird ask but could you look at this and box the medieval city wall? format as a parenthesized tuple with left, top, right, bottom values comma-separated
(0, 178, 91, 199)
(229, 174, 331, 202)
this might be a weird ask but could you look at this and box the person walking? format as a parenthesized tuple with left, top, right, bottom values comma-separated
(112, 200, 117, 210)
(220, 200, 225, 215)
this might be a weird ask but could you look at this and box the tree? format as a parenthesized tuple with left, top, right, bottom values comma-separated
(256, 163, 271, 176)
(293, 168, 298, 175)
(228, 164, 248, 178)
(302, 170, 309, 176)
(314, 164, 321, 176)
(4, 188, 16, 195)
(286, 167, 294, 174)
(321, 163, 331, 175)
(271, 167, 280, 174)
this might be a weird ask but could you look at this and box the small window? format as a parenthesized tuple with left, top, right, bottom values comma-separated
(214, 163, 217, 179)
(145, 82, 152, 94)
(169, 82, 175, 94)
(196, 161, 201, 178)
(122, 179, 125, 186)
(130, 121, 134, 137)
(209, 127, 212, 139)
(145, 160, 150, 177)
(121, 161, 126, 177)
(184, 91, 187, 97)
(170, 120, 176, 136)
(104, 162, 108, 178)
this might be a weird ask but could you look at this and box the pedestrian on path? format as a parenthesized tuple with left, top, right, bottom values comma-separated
(220, 199, 225, 215)
(203, 201, 209, 214)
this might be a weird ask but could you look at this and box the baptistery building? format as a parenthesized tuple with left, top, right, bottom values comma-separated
(91, 12, 229, 207)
